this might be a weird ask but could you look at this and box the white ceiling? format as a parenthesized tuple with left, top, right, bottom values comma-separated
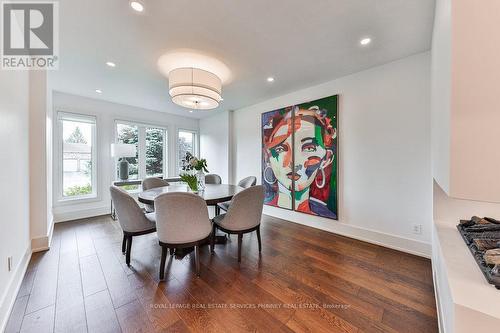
(50, 0, 435, 119)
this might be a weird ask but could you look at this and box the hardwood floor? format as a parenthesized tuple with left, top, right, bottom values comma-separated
(5, 214, 438, 333)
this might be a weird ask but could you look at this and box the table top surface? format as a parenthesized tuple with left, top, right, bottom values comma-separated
(137, 184, 243, 205)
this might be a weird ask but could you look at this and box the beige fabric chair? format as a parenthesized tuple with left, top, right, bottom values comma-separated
(205, 174, 222, 216)
(109, 186, 156, 266)
(205, 174, 222, 184)
(142, 177, 169, 213)
(217, 176, 257, 212)
(155, 192, 212, 278)
(211, 185, 265, 262)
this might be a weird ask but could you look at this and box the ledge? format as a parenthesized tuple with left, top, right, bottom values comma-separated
(433, 219, 500, 331)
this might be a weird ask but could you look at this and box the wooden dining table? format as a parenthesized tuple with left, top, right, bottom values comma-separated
(137, 183, 243, 207)
(138, 183, 243, 256)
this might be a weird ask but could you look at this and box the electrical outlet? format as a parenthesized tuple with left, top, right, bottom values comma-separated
(7, 256, 12, 271)
(412, 224, 423, 235)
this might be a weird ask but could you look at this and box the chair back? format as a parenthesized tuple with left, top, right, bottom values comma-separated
(222, 185, 265, 231)
(154, 192, 212, 244)
(238, 176, 257, 188)
(110, 186, 152, 233)
(142, 177, 169, 191)
(205, 174, 222, 184)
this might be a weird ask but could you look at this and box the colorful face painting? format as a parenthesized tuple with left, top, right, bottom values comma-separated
(261, 95, 338, 219)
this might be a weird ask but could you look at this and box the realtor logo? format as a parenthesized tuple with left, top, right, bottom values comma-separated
(1, 1, 59, 69)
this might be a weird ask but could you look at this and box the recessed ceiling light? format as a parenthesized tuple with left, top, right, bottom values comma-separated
(360, 37, 371, 46)
(106, 61, 116, 68)
(95, 89, 102, 94)
(130, 1, 144, 12)
(267, 77, 275, 82)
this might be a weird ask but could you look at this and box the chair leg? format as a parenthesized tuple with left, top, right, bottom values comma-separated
(159, 246, 167, 280)
(256, 226, 262, 253)
(215, 205, 220, 216)
(195, 245, 200, 276)
(122, 234, 127, 254)
(210, 225, 216, 254)
(237, 234, 242, 262)
(126, 236, 132, 266)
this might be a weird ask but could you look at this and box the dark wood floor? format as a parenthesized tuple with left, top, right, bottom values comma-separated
(5, 214, 438, 333)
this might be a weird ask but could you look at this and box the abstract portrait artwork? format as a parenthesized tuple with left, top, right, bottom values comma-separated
(261, 95, 338, 219)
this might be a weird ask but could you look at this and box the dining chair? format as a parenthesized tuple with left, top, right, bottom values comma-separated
(142, 177, 170, 212)
(205, 174, 222, 184)
(155, 192, 213, 279)
(109, 186, 156, 266)
(217, 176, 257, 212)
(211, 185, 265, 262)
(205, 173, 222, 215)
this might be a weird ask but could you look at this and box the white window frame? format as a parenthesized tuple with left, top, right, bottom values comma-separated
(56, 112, 98, 202)
(114, 120, 168, 180)
(177, 128, 199, 175)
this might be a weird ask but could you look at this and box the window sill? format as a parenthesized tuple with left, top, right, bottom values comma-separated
(56, 195, 100, 206)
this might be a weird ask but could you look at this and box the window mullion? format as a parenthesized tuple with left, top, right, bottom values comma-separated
(138, 126, 146, 179)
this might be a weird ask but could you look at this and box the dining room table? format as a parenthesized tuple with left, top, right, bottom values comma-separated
(137, 183, 243, 207)
(138, 183, 243, 256)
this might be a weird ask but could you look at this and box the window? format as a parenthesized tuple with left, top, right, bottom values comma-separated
(116, 123, 139, 179)
(115, 122, 167, 179)
(146, 127, 165, 177)
(178, 130, 197, 174)
(58, 112, 97, 200)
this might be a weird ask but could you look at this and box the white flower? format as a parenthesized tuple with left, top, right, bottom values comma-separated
(189, 158, 198, 166)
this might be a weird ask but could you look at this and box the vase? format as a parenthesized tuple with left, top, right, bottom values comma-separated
(196, 170, 206, 190)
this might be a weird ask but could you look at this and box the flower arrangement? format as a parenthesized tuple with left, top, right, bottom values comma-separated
(179, 173, 198, 192)
(180, 152, 209, 191)
(181, 152, 209, 173)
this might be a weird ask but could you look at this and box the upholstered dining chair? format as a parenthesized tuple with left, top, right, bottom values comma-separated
(205, 173, 222, 184)
(217, 176, 257, 212)
(204, 173, 222, 215)
(211, 185, 265, 262)
(109, 186, 156, 266)
(142, 177, 169, 213)
(155, 192, 213, 279)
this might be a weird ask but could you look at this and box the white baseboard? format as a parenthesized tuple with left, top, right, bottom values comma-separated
(54, 205, 109, 223)
(263, 206, 432, 258)
(31, 218, 55, 252)
(0, 244, 32, 332)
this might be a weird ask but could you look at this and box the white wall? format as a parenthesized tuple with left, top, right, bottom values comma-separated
(52, 91, 199, 222)
(29, 71, 53, 251)
(0, 71, 31, 330)
(232, 52, 432, 256)
(449, 0, 500, 203)
(200, 111, 230, 182)
(430, 0, 451, 194)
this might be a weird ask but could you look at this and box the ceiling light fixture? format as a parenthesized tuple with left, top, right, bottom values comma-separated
(267, 77, 275, 82)
(360, 37, 371, 46)
(95, 89, 102, 94)
(169, 67, 222, 110)
(106, 61, 116, 68)
(130, 1, 144, 12)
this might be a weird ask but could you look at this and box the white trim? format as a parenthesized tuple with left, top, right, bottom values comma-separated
(55, 111, 98, 202)
(176, 128, 199, 175)
(263, 207, 432, 258)
(31, 218, 55, 252)
(114, 120, 169, 179)
(0, 244, 32, 333)
(54, 205, 110, 223)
